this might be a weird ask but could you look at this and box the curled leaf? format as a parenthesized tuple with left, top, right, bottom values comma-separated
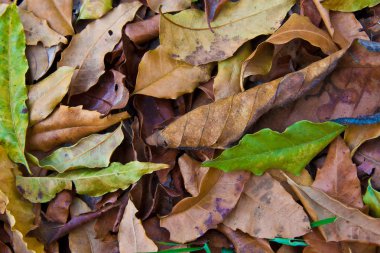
(344, 123, 380, 156)
(363, 179, 380, 218)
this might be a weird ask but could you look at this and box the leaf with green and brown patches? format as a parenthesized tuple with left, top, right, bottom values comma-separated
(78, 0, 112, 20)
(16, 161, 168, 203)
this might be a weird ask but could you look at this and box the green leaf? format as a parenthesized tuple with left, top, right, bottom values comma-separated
(322, 0, 380, 12)
(31, 124, 124, 173)
(0, 4, 29, 169)
(269, 238, 308, 247)
(203, 121, 345, 175)
(310, 217, 337, 228)
(16, 161, 168, 203)
(78, 0, 113, 20)
(363, 179, 380, 218)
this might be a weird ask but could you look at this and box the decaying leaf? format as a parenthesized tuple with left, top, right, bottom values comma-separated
(224, 173, 310, 238)
(0, 4, 29, 168)
(151, 47, 346, 149)
(27, 66, 75, 125)
(16, 161, 168, 203)
(78, 0, 113, 20)
(160, 0, 295, 65)
(25, 0, 74, 36)
(288, 177, 380, 245)
(19, 9, 67, 47)
(134, 46, 213, 99)
(35, 124, 124, 173)
(27, 105, 129, 152)
(204, 121, 345, 176)
(322, 0, 380, 12)
(345, 123, 380, 156)
(58, 1, 142, 95)
(160, 169, 249, 243)
(118, 200, 158, 253)
(312, 137, 364, 209)
(69, 198, 118, 253)
(147, 0, 191, 13)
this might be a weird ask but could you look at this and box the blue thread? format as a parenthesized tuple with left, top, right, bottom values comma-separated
(331, 113, 380, 125)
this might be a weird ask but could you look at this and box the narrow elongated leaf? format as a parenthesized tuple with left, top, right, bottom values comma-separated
(16, 161, 168, 203)
(322, 0, 380, 12)
(0, 4, 29, 168)
(78, 0, 112, 20)
(160, 0, 295, 65)
(363, 179, 380, 218)
(37, 124, 124, 173)
(203, 121, 345, 175)
(27, 66, 74, 125)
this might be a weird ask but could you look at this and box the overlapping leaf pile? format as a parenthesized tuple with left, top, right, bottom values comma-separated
(0, 0, 380, 252)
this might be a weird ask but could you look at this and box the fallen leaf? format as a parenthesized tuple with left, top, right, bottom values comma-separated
(27, 105, 129, 152)
(300, 0, 322, 27)
(19, 9, 67, 47)
(27, 66, 75, 125)
(345, 123, 380, 156)
(25, 0, 74, 35)
(58, 1, 142, 95)
(160, 169, 249, 243)
(303, 229, 341, 253)
(288, 177, 380, 245)
(134, 46, 213, 99)
(204, 121, 345, 176)
(204, 0, 229, 28)
(147, 0, 190, 13)
(46, 190, 72, 224)
(218, 224, 274, 253)
(70, 70, 129, 115)
(363, 179, 380, 217)
(35, 124, 124, 173)
(224, 173, 310, 238)
(16, 161, 168, 203)
(124, 14, 160, 44)
(322, 0, 380, 12)
(353, 138, 380, 187)
(118, 200, 158, 253)
(69, 198, 118, 253)
(311, 0, 334, 37)
(214, 43, 252, 100)
(160, 0, 295, 65)
(152, 47, 346, 149)
(78, 0, 113, 20)
(312, 137, 364, 209)
(26, 44, 60, 82)
(0, 4, 29, 168)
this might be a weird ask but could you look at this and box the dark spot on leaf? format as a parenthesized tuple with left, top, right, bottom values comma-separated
(108, 30, 113, 36)
(21, 107, 28, 114)
(38, 190, 43, 200)
(204, 213, 213, 226)
(215, 197, 231, 218)
(17, 185, 25, 195)
(259, 193, 271, 204)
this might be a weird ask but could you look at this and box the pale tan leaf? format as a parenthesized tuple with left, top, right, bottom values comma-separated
(147, 0, 190, 13)
(224, 173, 310, 239)
(26, 44, 60, 81)
(134, 46, 213, 99)
(118, 200, 158, 253)
(27, 105, 129, 151)
(27, 66, 75, 125)
(25, 0, 74, 36)
(58, 1, 142, 95)
(160, 169, 249, 243)
(19, 9, 67, 47)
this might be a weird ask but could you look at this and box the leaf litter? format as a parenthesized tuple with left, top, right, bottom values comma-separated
(0, 0, 380, 252)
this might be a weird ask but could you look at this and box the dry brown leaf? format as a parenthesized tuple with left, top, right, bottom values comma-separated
(160, 169, 249, 243)
(224, 173, 310, 239)
(118, 200, 158, 253)
(124, 15, 160, 44)
(26, 44, 60, 82)
(27, 105, 129, 151)
(58, 1, 142, 95)
(25, 0, 74, 36)
(311, 0, 334, 37)
(151, 47, 345, 149)
(303, 230, 342, 253)
(218, 224, 274, 253)
(178, 153, 209, 197)
(288, 177, 380, 245)
(19, 9, 67, 47)
(312, 137, 364, 209)
(134, 46, 213, 99)
(345, 123, 380, 156)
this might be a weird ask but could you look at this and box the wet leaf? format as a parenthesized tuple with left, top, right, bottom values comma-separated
(223, 173, 310, 238)
(345, 123, 380, 156)
(25, 0, 74, 35)
(16, 161, 168, 203)
(78, 0, 112, 20)
(312, 137, 364, 209)
(322, 0, 380, 12)
(160, 0, 295, 65)
(363, 179, 380, 217)
(58, 1, 142, 95)
(134, 46, 213, 99)
(27, 105, 129, 152)
(0, 4, 29, 168)
(160, 169, 249, 243)
(35, 124, 124, 173)
(27, 66, 75, 125)
(118, 200, 158, 253)
(203, 121, 345, 176)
